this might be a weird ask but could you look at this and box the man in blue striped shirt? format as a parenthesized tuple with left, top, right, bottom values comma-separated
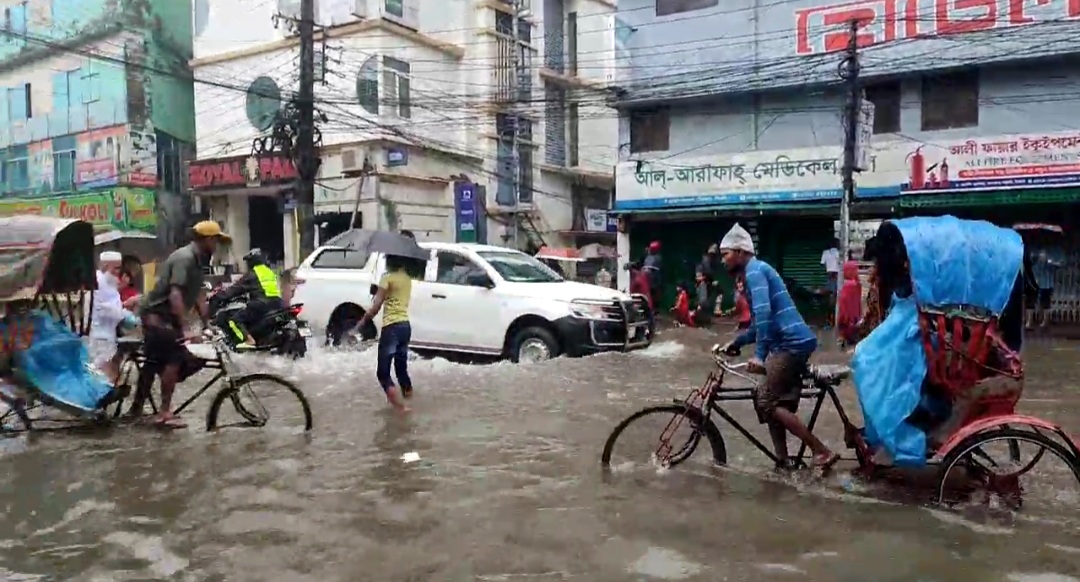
(718, 224, 839, 470)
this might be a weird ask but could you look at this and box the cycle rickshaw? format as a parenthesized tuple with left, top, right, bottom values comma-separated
(0, 216, 312, 433)
(602, 216, 1080, 510)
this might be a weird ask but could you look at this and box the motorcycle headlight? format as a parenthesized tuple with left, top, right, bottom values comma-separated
(569, 300, 611, 320)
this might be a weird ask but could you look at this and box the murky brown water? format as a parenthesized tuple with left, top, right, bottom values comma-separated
(1, 328, 1079, 581)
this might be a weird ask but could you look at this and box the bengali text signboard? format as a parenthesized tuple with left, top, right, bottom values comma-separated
(0, 188, 156, 232)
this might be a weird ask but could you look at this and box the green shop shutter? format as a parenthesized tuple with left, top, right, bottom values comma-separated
(767, 216, 834, 322)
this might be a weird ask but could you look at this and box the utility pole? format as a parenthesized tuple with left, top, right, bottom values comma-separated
(837, 19, 861, 331)
(349, 157, 373, 230)
(295, 0, 318, 259)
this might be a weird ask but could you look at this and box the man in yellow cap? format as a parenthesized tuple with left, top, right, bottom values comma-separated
(134, 221, 231, 428)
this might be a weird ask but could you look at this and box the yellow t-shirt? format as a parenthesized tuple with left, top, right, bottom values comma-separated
(379, 270, 412, 326)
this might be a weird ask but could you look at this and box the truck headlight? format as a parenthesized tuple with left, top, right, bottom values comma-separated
(569, 300, 611, 320)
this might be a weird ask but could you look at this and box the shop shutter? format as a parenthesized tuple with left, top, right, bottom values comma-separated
(770, 216, 834, 322)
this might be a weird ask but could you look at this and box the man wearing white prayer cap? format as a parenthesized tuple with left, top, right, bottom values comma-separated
(717, 223, 840, 472)
(88, 250, 135, 383)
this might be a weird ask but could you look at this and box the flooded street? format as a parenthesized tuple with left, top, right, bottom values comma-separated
(1, 329, 1080, 581)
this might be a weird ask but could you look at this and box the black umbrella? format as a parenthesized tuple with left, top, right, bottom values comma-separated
(323, 229, 429, 261)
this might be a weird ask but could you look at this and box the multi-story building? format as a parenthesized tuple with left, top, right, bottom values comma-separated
(189, 0, 619, 269)
(0, 0, 196, 246)
(614, 0, 1080, 312)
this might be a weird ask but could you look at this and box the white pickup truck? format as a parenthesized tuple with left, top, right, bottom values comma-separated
(291, 241, 652, 362)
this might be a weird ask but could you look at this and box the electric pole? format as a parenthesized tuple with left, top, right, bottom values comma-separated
(295, 0, 318, 259)
(837, 19, 861, 331)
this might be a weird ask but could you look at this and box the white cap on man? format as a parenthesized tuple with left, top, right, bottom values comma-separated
(99, 251, 122, 264)
(719, 223, 755, 254)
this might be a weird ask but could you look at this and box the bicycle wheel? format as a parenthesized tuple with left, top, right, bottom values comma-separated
(107, 356, 158, 421)
(601, 404, 726, 471)
(205, 373, 313, 432)
(937, 427, 1080, 513)
(0, 391, 32, 434)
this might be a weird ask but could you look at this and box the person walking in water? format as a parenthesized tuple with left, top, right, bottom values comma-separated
(357, 255, 416, 412)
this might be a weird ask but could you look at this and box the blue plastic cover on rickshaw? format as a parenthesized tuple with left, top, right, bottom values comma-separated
(2, 311, 112, 414)
(0, 216, 111, 415)
(851, 216, 1024, 466)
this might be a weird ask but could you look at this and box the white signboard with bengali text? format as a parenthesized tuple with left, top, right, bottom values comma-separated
(615, 129, 1080, 211)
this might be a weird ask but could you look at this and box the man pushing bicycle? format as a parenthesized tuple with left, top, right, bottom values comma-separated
(717, 223, 839, 470)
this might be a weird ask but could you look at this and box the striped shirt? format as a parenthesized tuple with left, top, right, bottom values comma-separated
(732, 258, 817, 361)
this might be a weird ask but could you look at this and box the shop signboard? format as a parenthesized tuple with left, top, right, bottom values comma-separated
(0, 188, 156, 232)
(614, 146, 897, 211)
(896, 131, 1080, 193)
(615, 129, 1080, 211)
(188, 154, 297, 190)
(454, 182, 477, 243)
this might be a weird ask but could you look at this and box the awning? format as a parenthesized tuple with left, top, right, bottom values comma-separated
(190, 184, 293, 198)
(536, 246, 585, 262)
(611, 199, 896, 220)
(900, 188, 1080, 209)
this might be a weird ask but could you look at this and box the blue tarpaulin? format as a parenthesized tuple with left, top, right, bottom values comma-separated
(4, 310, 112, 415)
(851, 216, 1023, 466)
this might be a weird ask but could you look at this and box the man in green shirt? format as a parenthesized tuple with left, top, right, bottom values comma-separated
(138, 221, 230, 427)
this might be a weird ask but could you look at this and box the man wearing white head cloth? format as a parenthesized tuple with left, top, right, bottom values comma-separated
(88, 251, 136, 383)
(716, 223, 839, 471)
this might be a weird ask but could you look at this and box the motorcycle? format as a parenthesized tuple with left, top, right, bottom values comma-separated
(207, 285, 310, 358)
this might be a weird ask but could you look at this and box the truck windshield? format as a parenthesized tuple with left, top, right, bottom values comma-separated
(477, 251, 564, 283)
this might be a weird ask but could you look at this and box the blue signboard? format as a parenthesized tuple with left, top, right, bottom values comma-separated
(386, 147, 408, 168)
(454, 182, 477, 243)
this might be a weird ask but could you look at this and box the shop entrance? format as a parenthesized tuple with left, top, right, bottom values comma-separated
(248, 196, 285, 266)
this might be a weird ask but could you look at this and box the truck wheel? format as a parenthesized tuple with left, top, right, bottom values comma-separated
(510, 327, 560, 363)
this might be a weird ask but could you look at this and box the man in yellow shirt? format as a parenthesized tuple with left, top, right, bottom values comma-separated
(357, 255, 414, 412)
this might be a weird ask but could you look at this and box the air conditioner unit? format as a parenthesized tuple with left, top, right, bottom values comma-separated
(382, 0, 418, 31)
(340, 148, 365, 173)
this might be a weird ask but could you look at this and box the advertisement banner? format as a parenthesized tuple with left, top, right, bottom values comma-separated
(897, 132, 1080, 193)
(28, 140, 54, 194)
(125, 130, 159, 187)
(0, 188, 156, 232)
(76, 125, 125, 187)
(454, 182, 477, 243)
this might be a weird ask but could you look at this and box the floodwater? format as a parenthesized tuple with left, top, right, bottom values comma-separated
(1, 328, 1080, 581)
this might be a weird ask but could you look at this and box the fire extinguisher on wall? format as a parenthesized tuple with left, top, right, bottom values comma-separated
(939, 158, 950, 187)
(907, 147, 925, 190)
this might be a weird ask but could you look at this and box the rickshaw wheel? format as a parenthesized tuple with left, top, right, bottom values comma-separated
(0, 393, 32, 434)
(936, 427, 1080, 510)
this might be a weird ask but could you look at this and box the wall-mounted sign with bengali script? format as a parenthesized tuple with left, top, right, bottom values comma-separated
(614, 147, 897, 211)
(898, 132, 1080, 193)
(615, 130, 1080, 211)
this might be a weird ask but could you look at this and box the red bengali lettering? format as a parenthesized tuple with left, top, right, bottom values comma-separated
(796, 0, 1080, 55)
(936, 0, 997, 35)
(796, 0, 897, 55)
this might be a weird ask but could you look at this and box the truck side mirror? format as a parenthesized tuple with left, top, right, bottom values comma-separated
(466, 273, 494, 288)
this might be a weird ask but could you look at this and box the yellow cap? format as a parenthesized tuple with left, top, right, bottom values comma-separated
(192, 220, 232, 242)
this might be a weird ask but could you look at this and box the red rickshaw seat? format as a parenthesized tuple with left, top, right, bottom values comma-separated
(916, 307, 1023, 425)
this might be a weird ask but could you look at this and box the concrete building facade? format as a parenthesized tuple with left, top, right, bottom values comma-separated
(190, 0, 619, 269)
(613, 0, 1080, 313)
(0, 0, 196, 246)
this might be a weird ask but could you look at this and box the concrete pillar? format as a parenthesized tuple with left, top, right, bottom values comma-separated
(283, 209, 299, 268)
(617, 221, 631, 291)
(224, 197, 250, 260)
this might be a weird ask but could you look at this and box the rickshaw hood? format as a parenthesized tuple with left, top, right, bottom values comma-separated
(892, 216, 1023, 314)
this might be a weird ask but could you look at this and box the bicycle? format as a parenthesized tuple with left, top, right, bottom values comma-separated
(601, 344, 853, 471)
(111, 327, 313, 431)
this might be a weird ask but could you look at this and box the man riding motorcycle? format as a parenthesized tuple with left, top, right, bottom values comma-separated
(213, 249, 284, 349)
